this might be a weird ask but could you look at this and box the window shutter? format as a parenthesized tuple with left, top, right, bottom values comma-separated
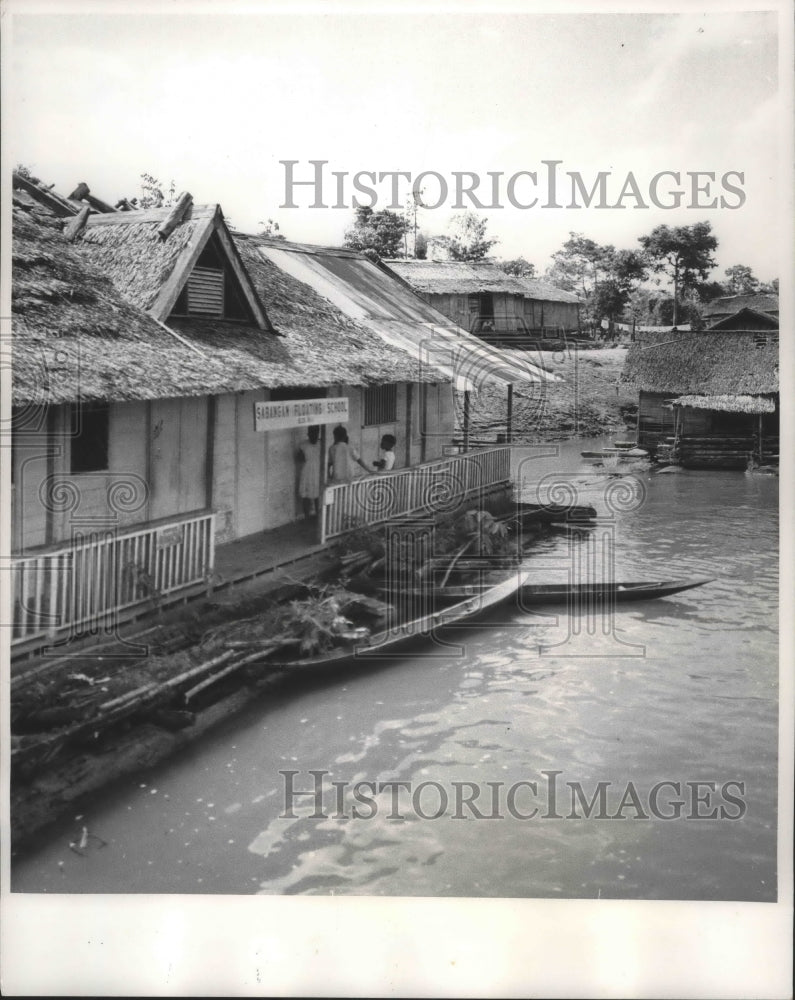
(187, 267, 225, 316)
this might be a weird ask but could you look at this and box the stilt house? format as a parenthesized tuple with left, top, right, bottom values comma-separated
(385, 259, 580, 346)
(8, 175, 556, 654)
(623, 317, 779, 468)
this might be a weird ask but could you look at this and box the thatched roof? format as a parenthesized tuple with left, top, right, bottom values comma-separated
(703, 292, 778, 319)
(385, 259, 580, 303)
(672, 394, 776, 414)
(77, 207, 444, 386)
(11, 194, 448, 405)
(10, 193, 217, 405)
(79, 204, 270, 326)
(622, 331, 778, 396)
(707, 307, 779, 332)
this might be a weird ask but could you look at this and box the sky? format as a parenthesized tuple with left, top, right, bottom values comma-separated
(4, 3, 785, 283)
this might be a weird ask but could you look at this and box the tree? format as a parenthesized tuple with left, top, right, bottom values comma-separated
(117, 172, 178, 211)
(545, 234, 647, 333)
(724, 264, 760, 296)
(545, 233, 613, 331)
(343, 206, 407, 259)
(414, 232, 428, 260)
(14, 162, 37, 181)
(498, 257, 536, 279)
(138, 172, 176, 208)
(638, 222, 718, 325)
(447, 211, 498, 261)
(258, 218, 285, 240)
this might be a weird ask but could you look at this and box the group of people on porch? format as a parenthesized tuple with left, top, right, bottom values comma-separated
(297, 425, 397, 518)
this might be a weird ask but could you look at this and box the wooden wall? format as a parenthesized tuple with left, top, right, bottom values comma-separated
(637, 391, 676, 452)
(11, 381, 460, 555)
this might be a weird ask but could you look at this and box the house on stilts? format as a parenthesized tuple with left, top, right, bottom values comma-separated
(622, 312, 779, 469)
(385, 259, 581, 347)
(7, 173, 557, 655)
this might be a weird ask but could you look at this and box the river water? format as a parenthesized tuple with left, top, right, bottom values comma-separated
(12, 438, 779, 901)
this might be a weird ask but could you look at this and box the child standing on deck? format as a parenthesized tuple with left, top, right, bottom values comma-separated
(296, 425, 321, 518)
(327, 425, 368, 483)
(372, 434, 397, 472)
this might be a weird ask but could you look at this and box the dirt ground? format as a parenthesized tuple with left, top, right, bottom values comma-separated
(463, 346, 637, 442)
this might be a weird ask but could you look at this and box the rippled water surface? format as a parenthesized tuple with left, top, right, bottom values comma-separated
(13, 440, 779, 900)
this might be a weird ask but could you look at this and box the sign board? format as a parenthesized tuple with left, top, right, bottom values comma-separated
(254, 397, 349, 432)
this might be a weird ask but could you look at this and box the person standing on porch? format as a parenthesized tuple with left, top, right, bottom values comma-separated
(327, 425, 367, 483)
(372, 434, 397, 473)
(296, 425, 321, 518)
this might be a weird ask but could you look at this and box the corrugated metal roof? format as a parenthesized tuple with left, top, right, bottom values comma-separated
(256, 242, 561, 390)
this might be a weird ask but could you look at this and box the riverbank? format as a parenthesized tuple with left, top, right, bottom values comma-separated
(463, 345, 637, 442)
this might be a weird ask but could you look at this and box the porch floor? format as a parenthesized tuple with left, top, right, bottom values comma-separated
(10, 517, 333, 668)
(212, 517, 327, 594)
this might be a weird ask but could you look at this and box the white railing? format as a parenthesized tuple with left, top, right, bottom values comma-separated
(321, 446, 512, 542)
(11, 511, 215, 646)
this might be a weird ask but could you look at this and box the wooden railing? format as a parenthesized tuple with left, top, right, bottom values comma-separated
(11, 511, 215, 647)
(321, 446, 512, 542)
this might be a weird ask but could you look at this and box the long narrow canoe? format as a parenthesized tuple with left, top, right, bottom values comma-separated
(380, 577, 714, 604)
(581, 448, 649, 460)
(264, 569, 532, 670)
(519, 578, 713, 603)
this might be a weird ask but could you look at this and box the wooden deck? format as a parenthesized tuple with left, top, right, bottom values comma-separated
(213, 518, 326, 588)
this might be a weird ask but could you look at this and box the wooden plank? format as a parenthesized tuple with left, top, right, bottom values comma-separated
(86, 204, 216, 227)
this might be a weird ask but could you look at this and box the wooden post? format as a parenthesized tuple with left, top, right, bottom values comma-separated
(405, 383, 413, 466)
(318, 424, 327, 544)
(506, 383, 514, 444)
(757, 412, 763, 462)
(205, 395, 216, 511)
(463, 390, 470, 454)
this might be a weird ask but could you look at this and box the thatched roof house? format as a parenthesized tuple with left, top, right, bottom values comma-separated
(702, 292, 778, 325)
(622, 330, 778, 398)
(383, 259, 580, 341)
(385, 259, 579, 303)
(623, 328, 779, 467)
(706, 306, 779, 332)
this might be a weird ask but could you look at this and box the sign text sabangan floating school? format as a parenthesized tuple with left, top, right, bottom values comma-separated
(280, 160, 746, 211)
(254, 397, 349, 432)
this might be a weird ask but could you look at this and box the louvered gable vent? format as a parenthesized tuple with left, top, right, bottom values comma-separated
(187, 266, 225, 316)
